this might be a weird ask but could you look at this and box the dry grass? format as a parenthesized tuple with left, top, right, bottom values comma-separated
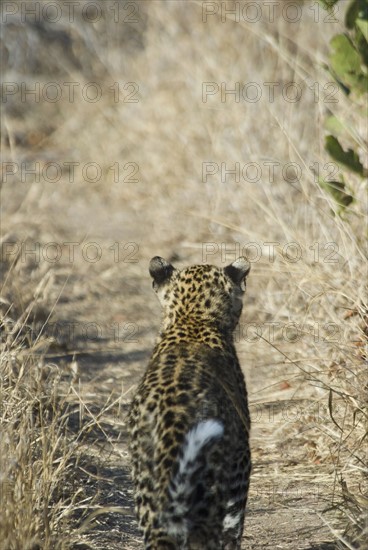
(0, 270, 136, 549)
(1, 0, 367, 548)
(0, 311, 74, 549)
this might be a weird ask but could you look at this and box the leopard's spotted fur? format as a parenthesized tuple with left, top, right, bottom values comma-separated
(128, 256, 252, 549)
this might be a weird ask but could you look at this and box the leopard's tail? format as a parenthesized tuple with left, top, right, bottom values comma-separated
(168, 419, 224, 511)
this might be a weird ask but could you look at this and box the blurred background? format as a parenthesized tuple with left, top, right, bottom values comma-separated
(1, 1, 367, 549)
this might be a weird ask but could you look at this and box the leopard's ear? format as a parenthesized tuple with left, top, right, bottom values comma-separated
(149, 256, 175, 286)
(224, 257, 251, 291)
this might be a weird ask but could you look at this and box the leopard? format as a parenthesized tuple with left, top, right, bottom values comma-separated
(128, 256, 252, 550)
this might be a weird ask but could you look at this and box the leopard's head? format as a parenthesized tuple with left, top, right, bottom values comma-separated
(149, 256, 250, 332)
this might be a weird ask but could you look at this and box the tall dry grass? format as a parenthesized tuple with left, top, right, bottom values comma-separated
(0, 286, 75, 549)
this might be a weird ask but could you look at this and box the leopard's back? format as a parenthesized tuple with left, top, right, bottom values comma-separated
(128, 257, 252, 550)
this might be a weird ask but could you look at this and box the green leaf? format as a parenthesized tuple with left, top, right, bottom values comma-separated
(330, 34, 361, 75)
(329, 33, 368, 93)
(356, 18, 368, 41)
(325, 115, 346, 137)
(325, 135, 365, 175)
(345, 0, 368, 29)
(319, 177, 354, 211)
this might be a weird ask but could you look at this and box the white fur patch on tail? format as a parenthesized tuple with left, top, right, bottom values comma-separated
(166, 419, 224, 536)
(223, 511, 242, 530)
(178, 419, 224, 473)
